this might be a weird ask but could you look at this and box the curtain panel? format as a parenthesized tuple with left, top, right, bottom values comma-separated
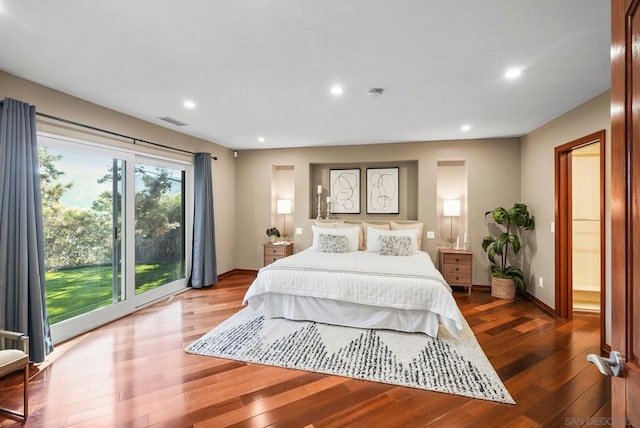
(189, 152, 217, 288)
(0, 98, 53, 362)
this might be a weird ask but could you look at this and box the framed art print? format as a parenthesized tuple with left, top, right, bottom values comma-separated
(366, 167, 399, 214)
(329, 168, 360, 214)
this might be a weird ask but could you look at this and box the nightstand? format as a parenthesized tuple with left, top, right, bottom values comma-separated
(263, 242, 293, 266)
(438, 248, 473, 295)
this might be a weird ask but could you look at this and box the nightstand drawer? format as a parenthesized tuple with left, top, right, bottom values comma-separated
(443, 264, 471, 275)
(263, 243, 293, 266)
(264, 255, 287, 265)
(443, 253, 472, 265)
(438, 247, 473, 295)
(443, 272, 471, 285)
(265, 246, 288, 256)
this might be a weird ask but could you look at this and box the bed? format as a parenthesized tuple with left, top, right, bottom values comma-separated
(243, 243, 464, 339)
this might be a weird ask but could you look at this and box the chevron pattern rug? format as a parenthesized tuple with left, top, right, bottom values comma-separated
(186, 306, 514, 404)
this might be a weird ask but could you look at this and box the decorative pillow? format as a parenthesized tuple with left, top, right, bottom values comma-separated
(378, 235, 412, 256)
(361, 222, 390, 249)
(311, 225, 360, 252)
(317, 234, 349, 253)
(366, 228, 419, 253)
(334, 222, 364, 250)
(390, 221, 424, 250)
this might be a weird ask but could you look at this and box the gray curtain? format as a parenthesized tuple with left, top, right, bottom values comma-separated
(0, 98, 53, 362)
(189, 152, 217, 288)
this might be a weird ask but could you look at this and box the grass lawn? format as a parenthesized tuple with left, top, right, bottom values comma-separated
(46, 262, 184, 324)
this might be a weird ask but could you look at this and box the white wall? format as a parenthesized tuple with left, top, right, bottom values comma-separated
(520, 90, 610, 342)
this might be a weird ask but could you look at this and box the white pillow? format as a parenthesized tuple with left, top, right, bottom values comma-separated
(366, 228, 419, 253)
(361, 222, 390, 250)
(390, 221, 424, 250)
(334, 222, 364, 250)
(311, 226, 360, 252)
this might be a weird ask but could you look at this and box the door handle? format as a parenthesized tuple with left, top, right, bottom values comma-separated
(587, 351, 624, 377)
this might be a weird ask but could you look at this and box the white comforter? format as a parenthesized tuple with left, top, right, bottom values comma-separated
(243, 249, 464, 336)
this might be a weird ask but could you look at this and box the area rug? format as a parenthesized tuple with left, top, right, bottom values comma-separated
(185, 306, 514, 404)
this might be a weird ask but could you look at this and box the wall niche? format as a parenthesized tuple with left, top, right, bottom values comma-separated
(271, 165, 294, 238)
(436, 159, 468, 248)
(309, 160, 418, 220)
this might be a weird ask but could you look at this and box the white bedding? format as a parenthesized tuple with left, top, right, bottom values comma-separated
(243, 249, 464, 338)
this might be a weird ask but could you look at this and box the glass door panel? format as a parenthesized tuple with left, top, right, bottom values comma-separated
(134, 162, 185, 295)
(39, 146, 124, 325)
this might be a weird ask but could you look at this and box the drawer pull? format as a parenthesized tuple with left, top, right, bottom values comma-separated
(455, 267, 459, 271)
(455, 258, 460, 262)
(272, 249, 277, 253)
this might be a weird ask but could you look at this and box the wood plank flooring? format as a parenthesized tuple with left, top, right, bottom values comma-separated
(0, 271, 609, 427)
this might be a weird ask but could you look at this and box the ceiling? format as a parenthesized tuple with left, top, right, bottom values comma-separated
(0, 1, 610, 150)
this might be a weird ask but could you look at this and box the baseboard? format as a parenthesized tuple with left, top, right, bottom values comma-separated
(524, 291, 557, 317)
(218, 269, 258, 280)
(471, 284, 490, 292)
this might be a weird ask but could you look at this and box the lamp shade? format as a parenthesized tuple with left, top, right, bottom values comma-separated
(277, 199, 292, 214)
(443, 199, 461, 217)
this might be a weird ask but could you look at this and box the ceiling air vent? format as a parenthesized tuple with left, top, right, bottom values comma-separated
(157, 116, 188, 127)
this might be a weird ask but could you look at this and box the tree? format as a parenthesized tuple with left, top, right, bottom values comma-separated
(96, 165, 182, 239)
(39, 147, 71, 206)
(135, 167, 182, 238)
(44, 207, 112, 268)
(39, 150, 182, 269)
(39, 147, 112, 269)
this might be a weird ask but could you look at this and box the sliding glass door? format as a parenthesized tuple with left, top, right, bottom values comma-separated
(41, 146, 124, 323)
(134, 159, 189, 305)
(39, 134, 192, 343)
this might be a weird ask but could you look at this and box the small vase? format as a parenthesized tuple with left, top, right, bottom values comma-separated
(269, 235, 277, 243)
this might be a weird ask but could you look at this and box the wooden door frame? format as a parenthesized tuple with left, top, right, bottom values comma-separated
(554, 130, 606, 349)
(612, 0, 639, 425)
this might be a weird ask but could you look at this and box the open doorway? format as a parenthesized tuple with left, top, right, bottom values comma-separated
(571, 144, 601, 312)
(555, 130, 605, 351)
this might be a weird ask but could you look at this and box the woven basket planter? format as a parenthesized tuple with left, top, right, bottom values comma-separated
(491, 277, 516, 300)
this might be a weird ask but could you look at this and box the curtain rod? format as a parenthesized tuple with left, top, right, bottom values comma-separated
(0, 101, 218, 160)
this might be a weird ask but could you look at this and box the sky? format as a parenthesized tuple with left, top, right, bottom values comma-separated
(41, 144, 182, 210)
(47, 148, 114, 210)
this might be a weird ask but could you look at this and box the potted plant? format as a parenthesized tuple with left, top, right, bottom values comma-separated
(481, 203, 535, 299)
(266, 227, 281, 243)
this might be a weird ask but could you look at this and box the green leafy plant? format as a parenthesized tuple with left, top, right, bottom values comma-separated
(266, 227, 281, 238)
(481, 203, 535, 292)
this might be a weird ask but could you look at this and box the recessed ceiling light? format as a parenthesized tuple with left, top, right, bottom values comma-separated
(330, 86, 344, 96)
(461, 125, 471, 132)
(504, 67, 522, 80)
(258, 137, 265, 143)
(183, 100, 196, 109)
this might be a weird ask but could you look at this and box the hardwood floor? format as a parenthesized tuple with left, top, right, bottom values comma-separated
(0, 271, 609, 427)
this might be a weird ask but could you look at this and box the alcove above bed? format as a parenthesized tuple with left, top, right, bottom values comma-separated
(309, 160, 419, 221)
